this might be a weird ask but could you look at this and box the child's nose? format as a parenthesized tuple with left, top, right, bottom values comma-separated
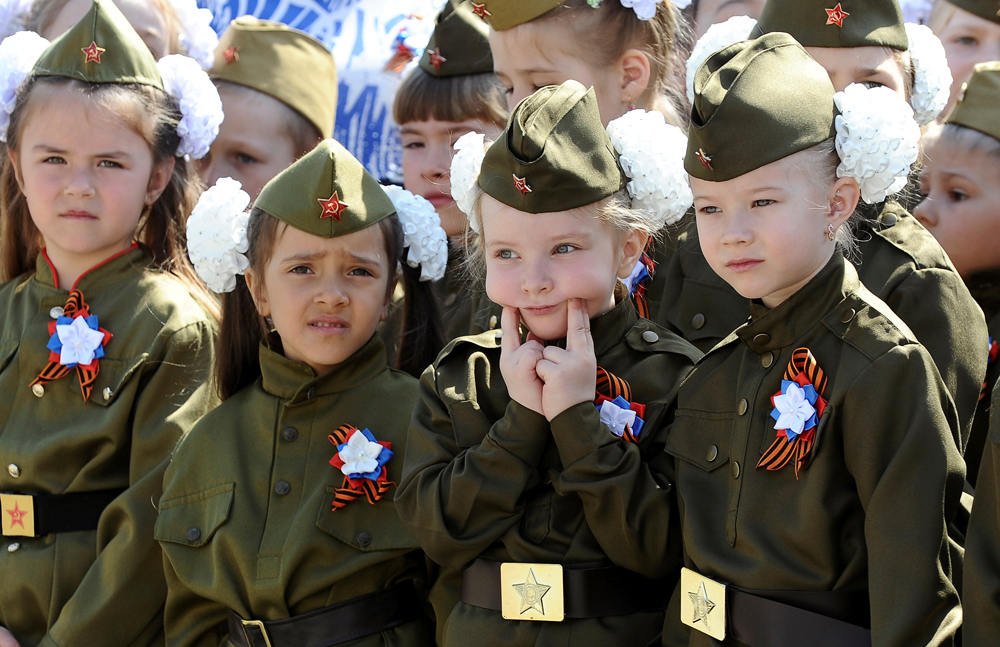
(314, 276, 350, 306)
(521, 259, 553, 294)
(913, 197, 938, 228)
(65, 169, 96, 197)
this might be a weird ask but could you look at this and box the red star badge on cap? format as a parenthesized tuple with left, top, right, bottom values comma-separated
(223, 45, 240, 64)
(82, 41, 106, 64)
(428, 48, 447, 70)
(471, 2, 491, 20)
(513, 174, 531, 195)
(825, 3, 850, 27)
(318, 192, 349, 221)
(6, 501, 26, 529)
(695, 149, 713, 171)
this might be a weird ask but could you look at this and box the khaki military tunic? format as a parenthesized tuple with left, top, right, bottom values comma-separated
(964, 268, 1000, 486)
(663, 255, 963, 647)
(0, 247, 217, 647)
(651, 205, 988, 451)
(396, 300, 701, 646)
(157, 335, 435, 647)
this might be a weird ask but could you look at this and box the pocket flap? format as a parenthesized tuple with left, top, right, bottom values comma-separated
(316, 486, 419, 552)
(89, 354, 148, 407)
(155, 482, 235, 547)
(664, 409, 733, 472)
(675, 278, 748, 343)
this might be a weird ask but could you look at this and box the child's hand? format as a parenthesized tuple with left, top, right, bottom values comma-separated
(535, 299, 597, 421)
(499, 306, 545, 416)
(0, 627, 21, 647)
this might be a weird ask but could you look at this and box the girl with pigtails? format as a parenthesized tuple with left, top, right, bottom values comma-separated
(0, 1, 222, 645)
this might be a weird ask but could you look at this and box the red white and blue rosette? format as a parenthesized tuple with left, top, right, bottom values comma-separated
(595, 395, 646, 443)
(770, 373, 827, 442)
(329, 427, 393, 487)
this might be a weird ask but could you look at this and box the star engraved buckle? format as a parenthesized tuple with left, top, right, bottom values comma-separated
(1, 493, 34, 537)
(500, 562, 565, 622)
(239, 619, 274, 647)
(680, 567, 727, 641)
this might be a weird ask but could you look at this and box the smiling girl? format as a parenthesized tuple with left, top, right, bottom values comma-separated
(0, 1, 222, 646)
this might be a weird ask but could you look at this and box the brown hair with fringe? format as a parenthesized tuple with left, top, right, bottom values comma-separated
(393, 67, 508, 128)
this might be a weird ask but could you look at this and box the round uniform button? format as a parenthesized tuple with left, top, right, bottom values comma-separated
(738, 399, 748, 416)
(642, 330, 659, 343)
(307, 387, 316, 400)
(840, 308, 856, 324)
(691, 313, 706, 330)
(732, 462, 741, 479)
(103, 387, 112, 402)
(753, 333, 770, 347)
(880, 213, 898, 227)
(7, 542, 20, 553)
(282, 427, 298, 442)
(489, 315, 498, 330)
(185, 527, 201, 542)
(275, 480, 291, 496)
(7, 464, 19, 478)
(49, 306, 64, 319)
(761, 352, 774, 368)
(706, 445, 719, 462)
(31, 384, 44, 398)
(357, 531, 372, 547)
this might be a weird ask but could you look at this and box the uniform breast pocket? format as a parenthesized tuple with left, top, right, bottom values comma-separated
(89, 354, 147, 407)
(316, 485, 420, 553)
(664, 409, 734, 472)
(675, 278, 748, 345)
(448, 400, 493, 448)
(155, 482, 235, 548)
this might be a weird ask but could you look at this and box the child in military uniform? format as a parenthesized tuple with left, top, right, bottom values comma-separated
(662, 33, 963, 647)
(157, 141, 446, 647)
(197, 16, 337, 200)
(395, 80, 701, 646)
(0, 1, 220, 645)
(928, 0, 1000, 114)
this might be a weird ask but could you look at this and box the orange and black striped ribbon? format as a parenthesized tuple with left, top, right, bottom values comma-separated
(630, 250, 656, 319)
(30, 290, 102, 402)
(756, 348, 828, 479)
(595, 366, 639, 443)
(328, 423, 396, 511)
(981, 339, 998, 402)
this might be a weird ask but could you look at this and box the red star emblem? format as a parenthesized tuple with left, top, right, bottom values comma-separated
(471, 2, 491, 20)
(82, 41, 106, 64)
(513, 174, 531, 195)
(695, 148, 713, 171)
(6, 501, 26, 529)
(318, 192, 349, 221)
(428, 48, 447, 70)
(223, 45, 240, 64)
(825, 3, 850, 27)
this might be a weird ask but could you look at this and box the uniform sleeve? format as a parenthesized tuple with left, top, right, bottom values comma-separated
(882, 267, 988, 451)
(842, 345, 964, 647)
(161, 547, 229, 647)
(394, 365, 551, 569)
(39, 321, 217, 647)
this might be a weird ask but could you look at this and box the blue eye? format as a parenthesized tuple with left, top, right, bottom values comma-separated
(498, 249, 518, 260)
(554, 244, 575, 254)
(700, 206, 721, 215)
(97, 160, 122, 168)
(753, 199, 775, 208)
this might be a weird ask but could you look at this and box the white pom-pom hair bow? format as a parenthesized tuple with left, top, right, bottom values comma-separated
(905, 23, 952, 126)
(169, 0, 218, 70)
(156, 54, 223, 160)
(186, 177, 251, 294)
(382, 185, 449, 282)
(0, 30, 49, 143)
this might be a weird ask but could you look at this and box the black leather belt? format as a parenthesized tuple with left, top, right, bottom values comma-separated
(728, 586, 871, 647)
(461, 558, 675, 619)
(227, 580, 422, 647)
(1, 488, 124, 537)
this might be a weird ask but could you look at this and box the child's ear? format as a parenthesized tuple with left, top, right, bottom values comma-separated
(144, 157, 176, 206)
(617, 229, 650, 280)
(827, 177, 860, 230)
(619, 49, 652, 107)
(7, 149, 24, 190)
(243, 268, 271, 318)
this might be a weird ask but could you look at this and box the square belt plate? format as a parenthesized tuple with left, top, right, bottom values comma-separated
(500, 562, 565, 622)
(1, 493, 34, 537)
(680, 567, 727, 641)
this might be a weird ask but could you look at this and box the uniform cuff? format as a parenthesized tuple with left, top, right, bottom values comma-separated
(487, 400, 550, 467)
(550, 402, 611, 466)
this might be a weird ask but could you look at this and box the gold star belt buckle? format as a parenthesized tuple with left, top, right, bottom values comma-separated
(680, 567, 727, 641)
(1, 493, 35, 537)
(500, 562, 565, 622)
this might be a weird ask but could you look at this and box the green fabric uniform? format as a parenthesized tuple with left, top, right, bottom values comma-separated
(396, 301, 699, 646)
(966, 269, 1000, 486)
(157, 336, 434, 647)
(663, 256, 964, 647)
(0, 247, 217, 647)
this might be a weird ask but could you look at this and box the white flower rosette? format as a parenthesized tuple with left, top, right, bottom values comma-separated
(834, 83, 921, 204)
(620, 0, 662, 20)
(905, 23, 952, 126)
(686, 15, 758, 104)
(156, 54, 223, 160)
(450, 131, 487, 231)
(187, 177, 251, 293)
(383, 185, 448, 282)
(170, 0, 219, 70)
(0, 31, 49, 142)
(0, 0, 31, 41)
(606, 109, 693, 228)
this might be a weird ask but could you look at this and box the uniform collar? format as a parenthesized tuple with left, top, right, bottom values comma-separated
(34, 244, 149, 293)
(966, 266, 1000, 329)
(542, 298, 638, 357)
(736, 253, 855, 354)
(259, 332, 389, 401)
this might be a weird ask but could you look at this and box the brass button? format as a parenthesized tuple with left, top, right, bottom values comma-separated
(642, 330, 659, 343)
(49, 306, 64, 319)
(357, 531, 372, 547)
(738, 399, 748, 415)
(275, 480, 291, 496)
(762, 352, 774, 368)
(282, 427, 298, 442)
(840, 308, 856, 324)
(31, 384, 44, 398)
(103, 387, 112, 401)
(706, 445, 719, 462)
(185, 527, 201, 542)
(753, 333, 770, 347)
(489, 315, 498, 330)
(880, 213, 898, 227)
(732, 462, 741, 479)
(691, 313, 706, 330)
(7, 464, 19, 478)
(7, 542, 20, 553)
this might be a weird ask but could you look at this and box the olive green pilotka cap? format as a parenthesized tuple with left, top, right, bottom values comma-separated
(471, 0, 565, 31)
(32, 0, 162, 88)
(946, 61, 1000, 142)
(254, 138, 394, 238)
(685, 32, 838, 182)
(755, 0, 909, 50)
(947, 0, 1000, 24)
(211, 17, 337, 139)
(479, 80, 625, 213)
(419, 0, 493, 77)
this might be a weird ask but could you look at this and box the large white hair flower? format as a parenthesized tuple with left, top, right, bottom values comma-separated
(450, 132, 488, 231)
(0, 31, 49, 143)
(156, 54, 223, 160)
(834, 83, 921, 204)
(606, 109, 692, 227)
(620, 0, 662, 20)
(686, 15, 758, 104)
(170, 0, 218, 70)
(382, 185, 448, 282)
(905, 23, 952, 126)
(0, 0, 31, 42)
(187, 177, 251, 293)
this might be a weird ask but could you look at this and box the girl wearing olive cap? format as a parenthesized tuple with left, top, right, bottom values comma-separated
(660, 32, 962, 647)
(928, 0, 1000, 114)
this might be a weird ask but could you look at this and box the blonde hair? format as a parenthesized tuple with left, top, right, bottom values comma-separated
(923, 121, 1000, 166)
(797, 138, 863, 260)
(927, 0, 958, 33)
